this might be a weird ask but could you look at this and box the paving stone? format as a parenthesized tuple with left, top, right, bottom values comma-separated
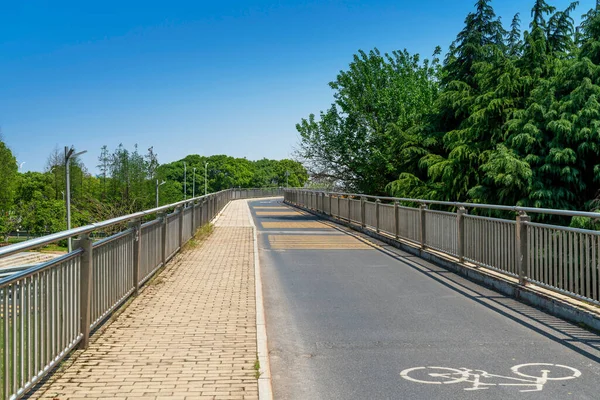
(33, 200, 258, 400)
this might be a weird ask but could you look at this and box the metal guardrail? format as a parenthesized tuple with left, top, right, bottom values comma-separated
(0, 187, 283, 400)
(284, 189, 600, 308)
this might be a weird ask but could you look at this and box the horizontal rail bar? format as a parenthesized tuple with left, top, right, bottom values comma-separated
(295, 189, 600, 219)
(92, 228, 135, 248)
(0, 250, 83, 286)
(284, 188, 600, 307)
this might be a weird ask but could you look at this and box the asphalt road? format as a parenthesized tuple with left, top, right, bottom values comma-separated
(250, 198, 600, 400)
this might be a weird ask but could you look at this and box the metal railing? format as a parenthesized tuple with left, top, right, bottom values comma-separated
(0, 187, 282, 400)
(284, 189, 600, 307)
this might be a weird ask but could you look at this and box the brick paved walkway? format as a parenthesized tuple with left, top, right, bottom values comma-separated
(36, 200, 258, 400)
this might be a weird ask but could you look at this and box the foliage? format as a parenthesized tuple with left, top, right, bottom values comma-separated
(296, 47, 441, 194)
(1, 138, 308, 237)
(298, 0, 600, 221)
(156, 155, 307, 205)
(0, 136, 18, 240)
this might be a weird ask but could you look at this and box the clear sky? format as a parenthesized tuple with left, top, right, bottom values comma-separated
(1, 0, 592, 173)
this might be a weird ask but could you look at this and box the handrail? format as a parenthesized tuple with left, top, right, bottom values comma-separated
(284, 188, 600, 308)
(0, 186, 284, 400)
(291, 189, 600, 219)
(0, 187, 278, 259)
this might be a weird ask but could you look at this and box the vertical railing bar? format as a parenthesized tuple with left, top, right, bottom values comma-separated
(498, 221, 502, 270)
(529, 226, 534, 280)
(69, 258, 73, 344)
(552, 231, 557, 289)
(500, 222, 505, 271)
(561, 231, 566, 290)
(585, 234, 591, 299)
(4, 284, 9, 398)
(61, 262, 66, 351)
(594, 236, 598, 301)
(536, 226, 540, 282)
(27, 276, 32, 384)
(49, 270, 54, 364)
(19, 277, 24, 388)
(547, 228, 552, 285)
(538, 227, 542, 281)
(13, 283, 18, 395)
(45, 271, 49, 373)
(575, 233, 580, 296)
(569, 231, 574, 293)
(67, 261, 71, 347)
(33, 274, 38, 379)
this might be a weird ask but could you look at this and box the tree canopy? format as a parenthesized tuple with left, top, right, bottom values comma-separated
(297, 0, 600, 219)
(0, 139, 307, 240)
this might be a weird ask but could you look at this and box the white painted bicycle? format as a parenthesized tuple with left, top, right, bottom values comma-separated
(400, 363, 581, 392)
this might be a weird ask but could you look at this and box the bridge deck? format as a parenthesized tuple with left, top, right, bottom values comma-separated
(252, 199, 600, 400)
(35, 200, 259, 400)
(30, 197, 600, 399)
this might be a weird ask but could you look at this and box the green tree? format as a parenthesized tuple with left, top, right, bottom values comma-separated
(0, 136, 18, 240)
(296, 48, 440, 194)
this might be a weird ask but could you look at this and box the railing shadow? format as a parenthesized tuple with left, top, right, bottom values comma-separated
(326, 221, 600, 364)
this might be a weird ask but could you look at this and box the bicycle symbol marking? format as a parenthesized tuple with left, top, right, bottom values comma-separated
(400, 363, 581, 392)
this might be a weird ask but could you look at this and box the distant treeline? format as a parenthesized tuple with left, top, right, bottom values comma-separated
(0, 140, 307, 240)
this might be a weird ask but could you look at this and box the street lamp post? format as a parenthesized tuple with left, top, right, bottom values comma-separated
(156, 179, 166, 208)
(65, 146, 87, 252)
(204, 162, 208, 196)
(183, 161, 187, 201)
(193, 168, 196, 199)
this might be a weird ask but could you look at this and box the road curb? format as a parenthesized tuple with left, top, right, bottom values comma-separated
(246, 199, 274, 400)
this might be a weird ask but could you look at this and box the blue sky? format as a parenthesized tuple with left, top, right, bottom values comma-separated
(0, 0, 592, 173)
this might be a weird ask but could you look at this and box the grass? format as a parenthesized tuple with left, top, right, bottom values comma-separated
(39, 244, 68, 253)
(254, 358, 261, 379)
(2, 236, 68, 253)
(182, 224, 214, 252)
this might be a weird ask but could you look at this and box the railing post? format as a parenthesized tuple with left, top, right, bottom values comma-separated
(177, 206, 184, 249)
(337, 195, 340, 218)
(159, 212, 167, 266)
(191, 201, 196, 234)
(360, 197, 366, 228)
(516, 212, 530, 285)
(317, 192, 321, 212)
(376, 199, 381, 233)
(394, 201, 400, 240)
(457, 207, 466, 263)
(328, 193, 332, 216)
(321, 192, 326, 213)
(198, 201, 203, 227)
(75, 234, 93, 349)
(419, 204, 428, 249)
(128, 219, 142, 295)
(347, 197, 352, 223)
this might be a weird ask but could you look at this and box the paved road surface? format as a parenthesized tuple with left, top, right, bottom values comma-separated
(251, 198, 600, 400)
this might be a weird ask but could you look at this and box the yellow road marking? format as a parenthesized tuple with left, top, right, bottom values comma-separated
(268, 235, 373, 250)
(261, 222, 329, 229)
(254, 206, 289, 209)
(256, 211, 301, 216)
